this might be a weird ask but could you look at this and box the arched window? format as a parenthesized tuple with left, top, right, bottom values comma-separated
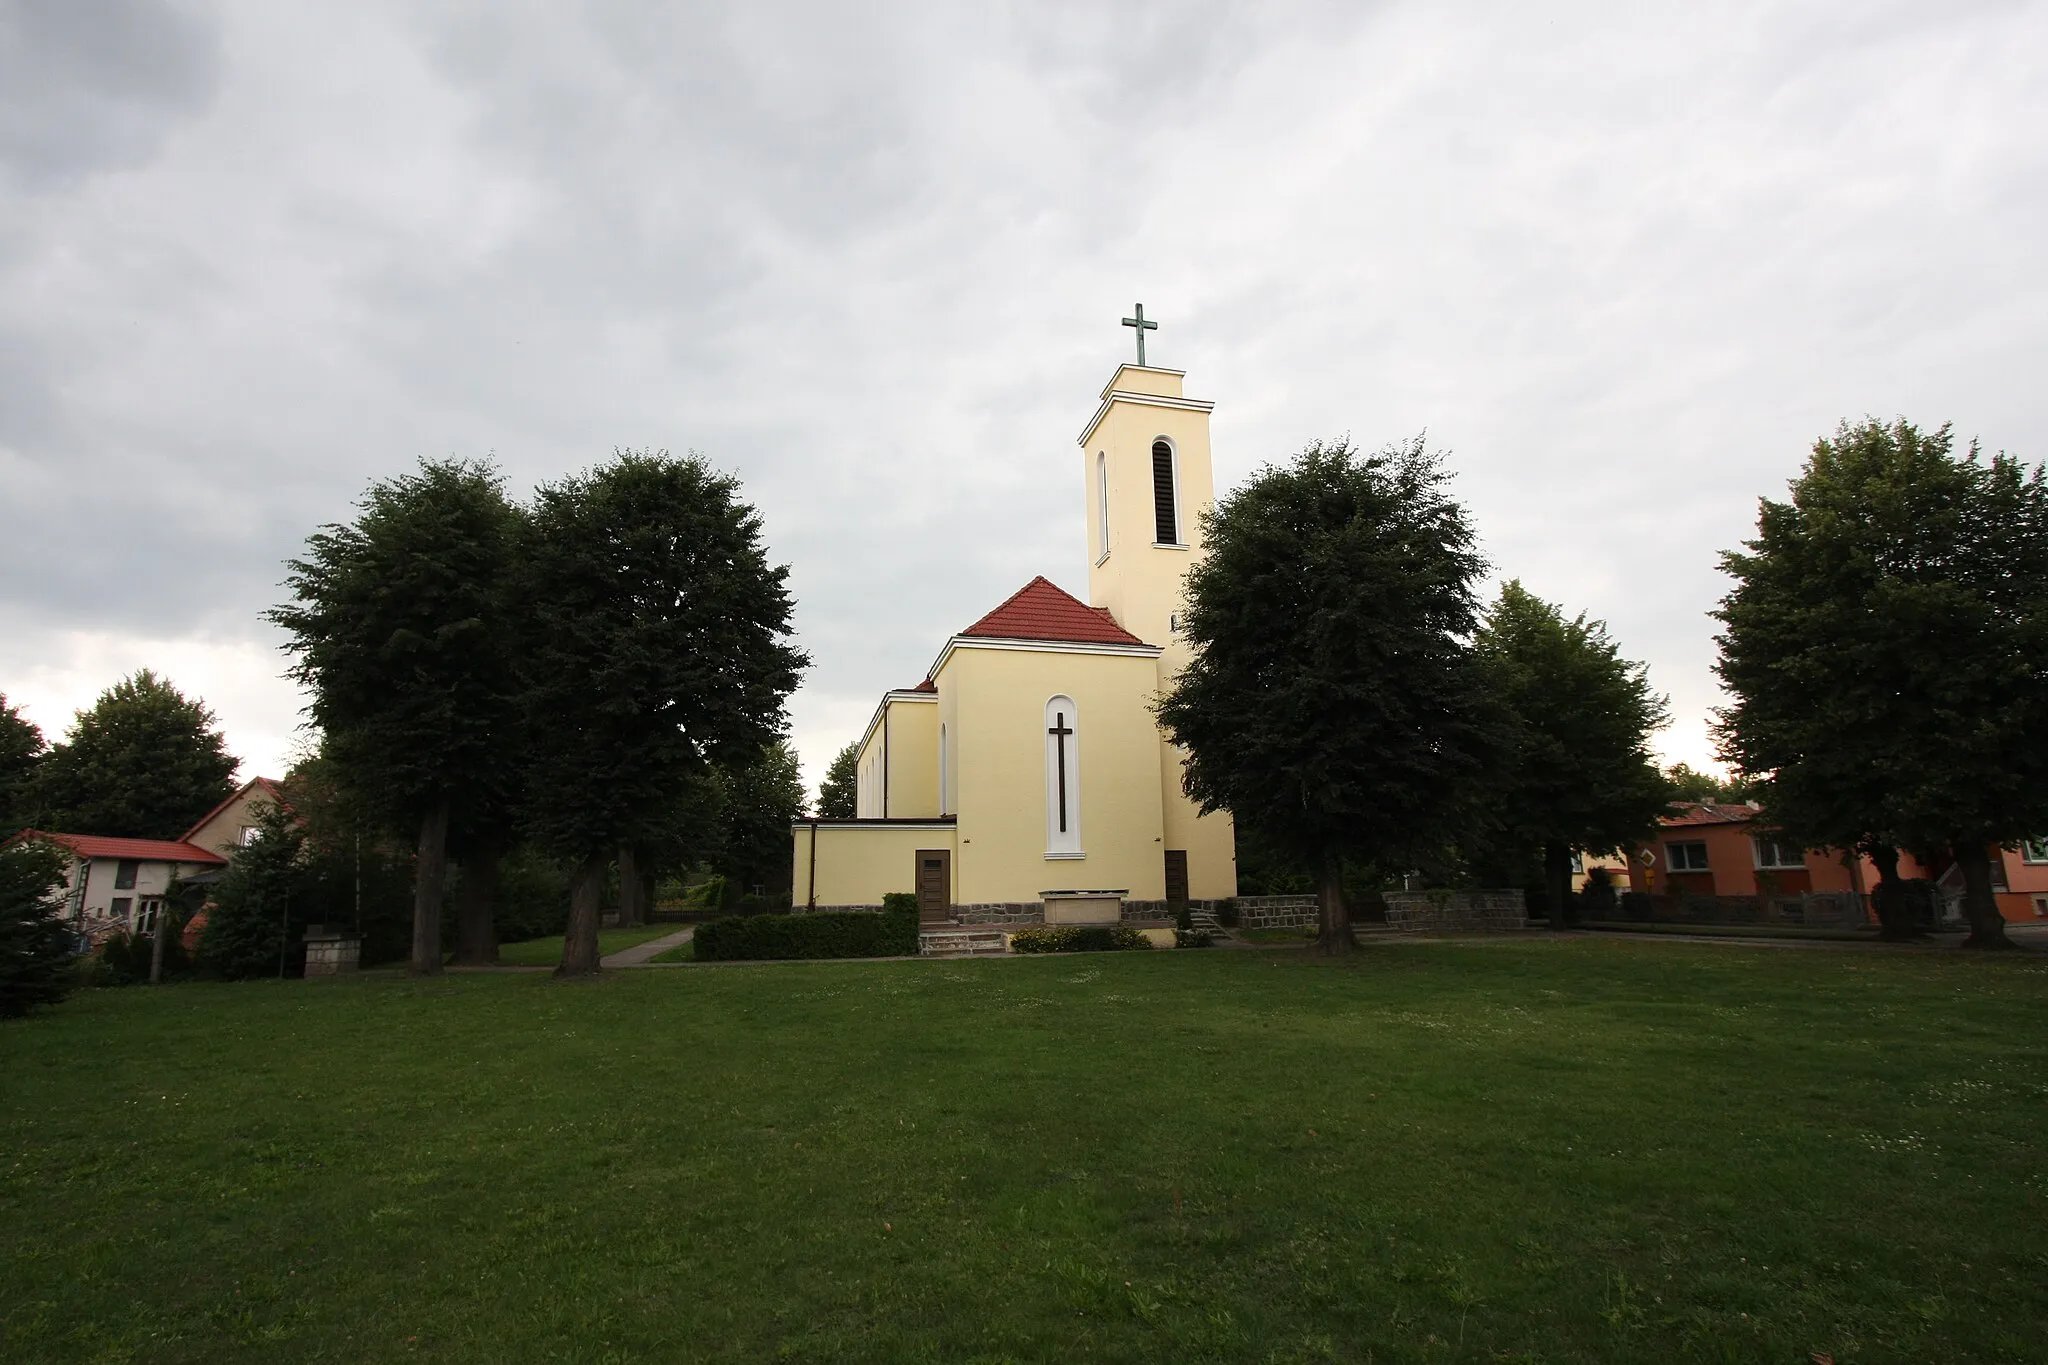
(1095, 451, 1110, 562)
(1152, 438, 1179, 545)
(1044, 695, 1082, 856)
(939, 723, 949, 815)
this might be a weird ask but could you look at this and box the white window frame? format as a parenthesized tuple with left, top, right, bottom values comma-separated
(2021, 836, 2048, 864)
(1095, 452, 1111, 564)
(1151, 437, 1186, 548)
(1044, 694, 1082, 859)
(1665, 841, 1710, 872)
(1751, 836, 1805, 871)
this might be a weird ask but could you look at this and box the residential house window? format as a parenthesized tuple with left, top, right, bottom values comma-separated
(110, 896, 132, 925)
(2022, 836, 2048, 864)
(1569, 852, 1584, 874)
(1752, 837, 1805, 870)
(1665, 841, 1710, 872)
(239, 825, 261, 846)
(114, 859, 139, 890)
(135, 899, 162, 935)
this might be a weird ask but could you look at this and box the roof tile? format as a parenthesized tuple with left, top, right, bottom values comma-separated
(960, 576, 1148, 647)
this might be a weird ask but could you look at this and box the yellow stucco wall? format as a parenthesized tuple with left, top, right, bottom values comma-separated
(940, 641, 1168, 904)
(886, 697, 938, 818)
(789, 822, 955, 908)
(854, 695, 939, 819)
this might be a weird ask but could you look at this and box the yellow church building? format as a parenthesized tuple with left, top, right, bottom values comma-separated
(791, 343, 1238, 930)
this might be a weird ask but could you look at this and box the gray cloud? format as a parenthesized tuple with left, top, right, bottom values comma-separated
(0, 0, 221, 187)
(1, 0, 2043, 785)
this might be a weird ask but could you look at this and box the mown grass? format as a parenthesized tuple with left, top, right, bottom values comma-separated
(2, 939, 2043, 1363)
(494, 924, 677, 967)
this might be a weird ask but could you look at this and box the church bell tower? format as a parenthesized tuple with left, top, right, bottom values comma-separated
(1078, 307, 1236, 903)
(1077, 312, 1217, 665)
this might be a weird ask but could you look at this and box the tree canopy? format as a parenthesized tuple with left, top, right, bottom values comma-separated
(271, 457, 524, 974)
(519, 450, 806, 975)
(1714, 418, 2048, 948)
(1473, 581, 1670, 924)
(717, 741, 807, 900)
(0, 695, 45, 835)
(0, 838, 74, 1018)
(816, 741, 859, 819)
(34, 671, 237, 839)
(1156, 435, 1499, 952)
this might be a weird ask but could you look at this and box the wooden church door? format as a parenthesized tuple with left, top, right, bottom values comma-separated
(915, 850, 952, 924)
(1164, 850, 1190, 912)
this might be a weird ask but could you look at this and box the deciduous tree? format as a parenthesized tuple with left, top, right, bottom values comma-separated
(718, 741, 806, 901)
(519, 451, 804, 976)
(271, 459, 523, 976)
(1473, 582, 1670, 926)
(1715, 418, 2048, 948)
(1156, 436, 1500, 954)
(0, 695, 45, 834)
(816, 741, 859, 819)
(35, 671, 237, 839)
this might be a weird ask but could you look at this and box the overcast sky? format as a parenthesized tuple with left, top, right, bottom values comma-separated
(3, 0, 2043, 799)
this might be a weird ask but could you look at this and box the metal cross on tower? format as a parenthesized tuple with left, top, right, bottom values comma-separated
(1121, 303, 1158, 367)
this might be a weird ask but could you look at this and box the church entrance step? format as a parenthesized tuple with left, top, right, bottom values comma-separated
(919, 929, 1010, 958)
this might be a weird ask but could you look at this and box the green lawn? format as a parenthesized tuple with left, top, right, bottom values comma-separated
(493, 923, 678, 966)
(3, 940, 2043, 1363)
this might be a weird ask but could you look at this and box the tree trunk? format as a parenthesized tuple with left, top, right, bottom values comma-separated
(556, 852, 609, 978)
(1868, 844, 1920, 941)
(410, 794, 451, 977)
(148, 908, 167, 984)
(617, 844, 641, 928)
(1544, 840, 1576, 929)
(1951, 840, 2014, 950)
(1314, 847, 1356, 954)
(451, 844, 501, 966)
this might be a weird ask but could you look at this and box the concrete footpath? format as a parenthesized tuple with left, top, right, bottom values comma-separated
(601, 926, 694, 968)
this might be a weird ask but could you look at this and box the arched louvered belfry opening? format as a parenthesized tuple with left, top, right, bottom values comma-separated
(1151, 438, 1180, 545)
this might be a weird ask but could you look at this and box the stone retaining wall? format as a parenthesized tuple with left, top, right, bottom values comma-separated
(1382, 889, 1526, 933)
(1232, 895, 1320, 929)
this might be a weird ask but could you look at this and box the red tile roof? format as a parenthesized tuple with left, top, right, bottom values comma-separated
(1661, 802, 1763, 828)
(180, 776, 286, 843)
(12, 831, 228, 865)
(960, 576, 1148, 647)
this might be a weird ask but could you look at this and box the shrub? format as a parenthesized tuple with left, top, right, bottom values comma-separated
(98, 919, 194, 986)
(693, 900, 918, 961)
(1, 841, 75, 1018)
(1176, 928, 1214, 948)
(1213, 897, 1240, 928)
(1173, 904, 1194, 932)
(1008, 924, 1153, 954)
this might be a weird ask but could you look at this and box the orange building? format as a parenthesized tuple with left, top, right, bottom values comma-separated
(1626, 802, 2048, 923)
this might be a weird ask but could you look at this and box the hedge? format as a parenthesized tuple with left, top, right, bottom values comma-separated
(1008, 924, 1153, 954)
(693, 894, 919, 962)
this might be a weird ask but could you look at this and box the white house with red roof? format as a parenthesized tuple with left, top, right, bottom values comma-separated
(9, 831, 226, 942)
(7, 775, 284, 942)
(793, 352, 1238, 927)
